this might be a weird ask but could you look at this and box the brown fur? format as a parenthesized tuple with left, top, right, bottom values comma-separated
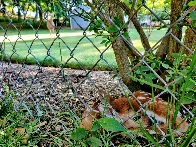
(80, 90, 189, 136)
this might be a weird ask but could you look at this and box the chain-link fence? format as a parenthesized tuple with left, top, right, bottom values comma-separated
(0, 0, 195, 146)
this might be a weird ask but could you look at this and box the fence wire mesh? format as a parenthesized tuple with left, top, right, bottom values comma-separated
(0, 0, 195, 146)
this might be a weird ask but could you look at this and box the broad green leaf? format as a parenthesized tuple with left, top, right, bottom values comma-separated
(151, 63, 156, 68)
(162, 63, 170, 69)
(183, 92, 196, 104)
(190, 11, 196, 21)
(98, 118, 126, 132)
(181, 68, 189, 74)
(103, 35, 109, 38)
(108, 25, 118, 33)
(70, 128, 88, 140)
(140, 66, 150, 71)
(135, 69, 144, 74)
(91, 121, 101, 131)
(185, 80, 195, 91)
(188, 1, 196, 6)
(123, 32, 129, 39)
(145, 73, 157, 83)
(167, 70, 174, 75)
(130, 75, 165, 90)
(86, 137, 102, 147)
(191, 20, 196, 28)
(37, 110, 43, 117)
(136, 66, 150, 74)
(113, 17, 122, 27)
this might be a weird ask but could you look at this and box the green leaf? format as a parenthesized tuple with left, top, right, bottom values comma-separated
(185, 80, 195, 91)
(145, 73, 157, 83)
(105, 40, 111, 47)
(166, 76, 171, 82)
(162, 63, 169, 69)
(91, 121, 101, 131)
(100, 40, 107, 44)
(191, 20, 196, 28)
(98, 118, 126, 132)
(108, 25, 118, 33)
(113, 16, 122, 27)
(86, 137, 102, 147)
(135, 66, 150, 74)
(167, 70, 174, 75)
(183, 92, 196, 104)
(103, 35, 109, 38)
(151, 63, 156, 68)
(188, 1, 196, 6)
(123, 32, 129, 39)
(171, 53, 181, 58)
(130, 75, 165, 90)
(190, 11, 196, 21)
(70, 128, 88, 140)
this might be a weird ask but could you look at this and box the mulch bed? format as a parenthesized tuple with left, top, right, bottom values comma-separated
(0, 62, 195, 146)
(0, 62, 128, 144)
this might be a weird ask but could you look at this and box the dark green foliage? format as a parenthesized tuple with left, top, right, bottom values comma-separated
(0, 17, 47, 29)
(130, 51, 196, 104)
(97, 118, 126, 132)
(70, 117, 127, 146)
(0, 84, 38, 146)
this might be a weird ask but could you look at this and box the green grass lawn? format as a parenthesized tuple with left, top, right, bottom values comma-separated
(0, 28, 177, 70)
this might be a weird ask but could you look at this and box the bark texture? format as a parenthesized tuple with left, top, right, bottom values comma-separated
(167, 0, 184, 60)
(104, 0, 134, 90)
(183, 27, 196, 55)
(156, 0, 184, 60)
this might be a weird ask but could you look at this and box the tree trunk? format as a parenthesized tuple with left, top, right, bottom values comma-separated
(183, 27, 196, 55)
(85, 0, 142, 91)
(156, 0, 184, 60)
(167, 0, 184, 60)
(16, 0, 22, 22)
(38, 8, 42, 21)
(104, 0, 130, 86)
(104, 0, 140, 91)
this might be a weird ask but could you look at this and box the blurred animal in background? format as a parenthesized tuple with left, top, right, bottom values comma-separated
(80, 91, 189, 136)
(47, 13, 55, 38)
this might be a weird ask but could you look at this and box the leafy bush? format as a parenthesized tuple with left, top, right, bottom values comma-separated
(0, 16, 10, 23)
(130, 51, 196, 104)
(0, 16, 48, 29)
(70, 118, 129, 146)
(0, 83, 38, 146)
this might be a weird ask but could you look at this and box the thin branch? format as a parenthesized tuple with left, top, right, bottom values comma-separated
(119, 1, 151, 51)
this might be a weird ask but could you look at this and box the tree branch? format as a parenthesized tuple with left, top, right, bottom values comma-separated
(118, 1, 151, 51)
